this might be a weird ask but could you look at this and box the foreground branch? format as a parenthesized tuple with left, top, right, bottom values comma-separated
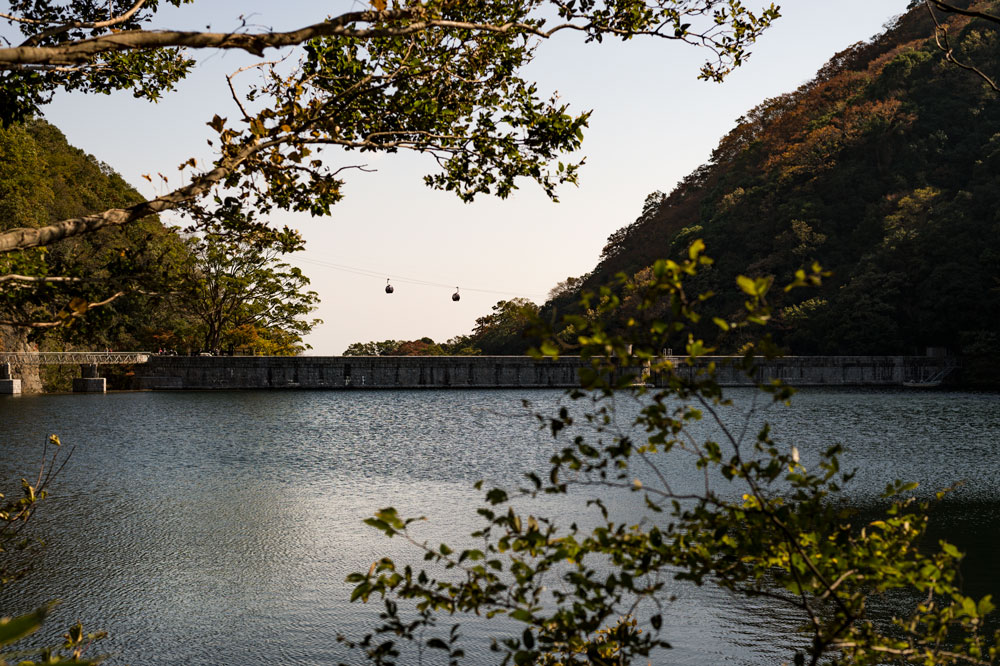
(21, 0, 152, 47)
(2, 10, 454, 66)
(0, 291, 126, 328)
(0, 6, 721, 68)
(925, 0, 1000, 92)
(0, 155, 245, 252)
(0, 274, 86, 284)
(927, 0, 1000, 24)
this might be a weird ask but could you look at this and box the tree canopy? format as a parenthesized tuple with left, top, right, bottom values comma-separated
(0, 118, 321, 375)
(0, 0, 779, 262)
(179, 229, 320, 354)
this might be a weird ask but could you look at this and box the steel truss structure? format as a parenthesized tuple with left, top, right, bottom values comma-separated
(0, 352, 150, 365)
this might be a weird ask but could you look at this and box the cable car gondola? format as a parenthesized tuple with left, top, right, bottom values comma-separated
(452, 287, 460, 302)
(385, 278, 394, 294)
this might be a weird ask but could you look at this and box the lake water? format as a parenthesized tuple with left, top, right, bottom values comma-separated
(1, 388, 998, 665)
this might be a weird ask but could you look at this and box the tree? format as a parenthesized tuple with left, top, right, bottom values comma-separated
(596, 190, 667, 267)
(344, 340, 403, 356)
(546, 275, 587, 302)
(179, 228, 320, 353)
(344, 335, 482, 356)
(392, 337, 447, 356)
(342, 248, 1000, 666)
(470, 297, 540, 354)
(441, 335, 481, 356)
(0, 0, 779, 262)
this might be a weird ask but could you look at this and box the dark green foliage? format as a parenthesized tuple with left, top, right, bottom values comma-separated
(0, 118, 193, 356)
(343, 336, 481, 357)
(564, 2, 1000, 361)
(0, 120, 320, 365)
(0, 1, 195, 126)
(470, 298, 541, 355)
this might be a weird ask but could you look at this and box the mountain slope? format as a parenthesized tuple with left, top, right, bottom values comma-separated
(558, 1, 1000, 360)
(0, 119, 192, 388)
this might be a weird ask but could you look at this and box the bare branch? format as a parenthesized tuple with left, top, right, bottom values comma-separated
(0, 12, 46, 25)
(7, 62, 114, 73)
(0, 7, 709, 68)
(928, 0, 1000, 24)
(226, 57, 288, 122)
(330, 164, 376, 176)
(0, 274, 87, 284)
(925, 1, 1000, 93)
(0, 291, 126, 328)
(21, 0, 152, 47)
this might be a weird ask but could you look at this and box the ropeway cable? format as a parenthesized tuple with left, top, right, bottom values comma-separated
(292, 256, 549, 300)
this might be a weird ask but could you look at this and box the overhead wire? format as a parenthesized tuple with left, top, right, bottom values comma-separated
(292, 256, 549, 300)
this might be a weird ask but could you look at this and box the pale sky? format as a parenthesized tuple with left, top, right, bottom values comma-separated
(24, 1, 910, 355)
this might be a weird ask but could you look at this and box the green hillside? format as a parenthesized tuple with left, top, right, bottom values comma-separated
(554, 1, 1000, 367)
(0, 119, 319, 387)
(0, 119, 192, 377)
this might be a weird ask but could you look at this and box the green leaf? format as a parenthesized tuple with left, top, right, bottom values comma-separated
(736, 275, 757, 296)
(941, 541, 962, 559)
(363, 518, 391, 534)
(978, 595, 995, 616)
(350, 582, 370, 602)
(539, 340, 560, 358)
(510, 609, 532, 622)
(688, 238, 706, 260)
(0, 605, 49, 648)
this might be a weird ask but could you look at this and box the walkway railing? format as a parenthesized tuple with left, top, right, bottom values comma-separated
(0, 352, 150, 365)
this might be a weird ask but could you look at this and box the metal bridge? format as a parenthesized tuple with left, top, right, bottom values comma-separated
(0, 352, 150, 365)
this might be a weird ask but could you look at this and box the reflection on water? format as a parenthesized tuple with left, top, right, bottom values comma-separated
(0, 388, 997, 665)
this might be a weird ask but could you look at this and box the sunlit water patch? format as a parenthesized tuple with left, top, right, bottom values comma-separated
(0, 388, 997, 665)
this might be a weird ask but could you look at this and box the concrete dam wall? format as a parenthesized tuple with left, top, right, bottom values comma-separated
(131, 355, 955, 391)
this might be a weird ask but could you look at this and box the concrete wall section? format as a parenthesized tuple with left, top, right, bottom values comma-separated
(0, 330, 43, 393)
(666, 356, 948, 387)
(133, 356, 584, 390)
(131, 355, 956, 391)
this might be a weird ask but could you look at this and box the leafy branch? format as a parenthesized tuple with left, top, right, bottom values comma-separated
(340, 244, 998, 666)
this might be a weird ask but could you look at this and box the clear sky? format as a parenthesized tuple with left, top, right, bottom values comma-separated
(29, 0, 910, 355)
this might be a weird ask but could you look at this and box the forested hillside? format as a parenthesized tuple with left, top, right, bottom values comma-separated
(0, 119, 190, 380)
(0, 120, 318, 390)
(553, 1, 1000, 366)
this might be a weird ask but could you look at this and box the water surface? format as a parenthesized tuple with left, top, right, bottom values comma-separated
(1, 388, 997, 664)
